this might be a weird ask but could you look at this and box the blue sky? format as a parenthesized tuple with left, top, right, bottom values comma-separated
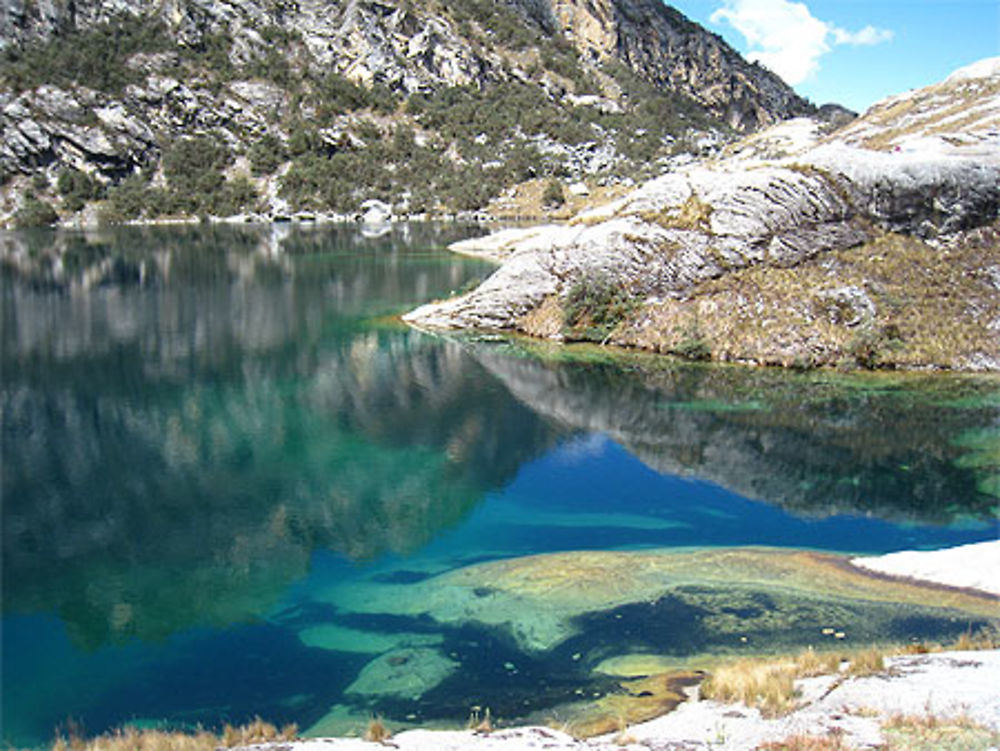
(667, 0, 1000, 112)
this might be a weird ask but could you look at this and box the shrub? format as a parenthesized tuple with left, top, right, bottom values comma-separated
(57, 167, 103, 211)
(675, 315, 712, 361)
(1, 15, 170, 93)
(248, 135, 287, 176)
(845, 322, 903, 369)
(211, 175, 259, 216)
(14, 195, 59, 227)
(562, 272, 638, 341)
(542, 179, 565, 208)
(105, 174, 153, 221)
(163, 136, 233, 192)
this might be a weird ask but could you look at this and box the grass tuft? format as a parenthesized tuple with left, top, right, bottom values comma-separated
(364, 716, 392, 744)
(845, 647, 885, 677)
(700, 658, 799, 717)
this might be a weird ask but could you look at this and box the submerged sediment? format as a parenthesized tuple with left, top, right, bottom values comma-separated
(302, 545, 999, 737)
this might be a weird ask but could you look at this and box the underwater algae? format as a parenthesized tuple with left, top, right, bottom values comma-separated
(328, 547, 999, 653)
(303, 546, 998, 737)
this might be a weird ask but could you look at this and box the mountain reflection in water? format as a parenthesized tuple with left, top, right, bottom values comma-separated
(1, 224, 996, 747)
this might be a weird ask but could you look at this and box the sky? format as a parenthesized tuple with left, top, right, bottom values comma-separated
(666, 0, 1000, 112)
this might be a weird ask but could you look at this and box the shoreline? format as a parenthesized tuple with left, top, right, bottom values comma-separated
(271, 542, 1000, 750)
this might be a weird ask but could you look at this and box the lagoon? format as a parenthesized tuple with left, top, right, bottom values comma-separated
(1, 224, 997, 747)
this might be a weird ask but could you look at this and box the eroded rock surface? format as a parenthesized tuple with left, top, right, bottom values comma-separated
(406, 58, 1000, 371)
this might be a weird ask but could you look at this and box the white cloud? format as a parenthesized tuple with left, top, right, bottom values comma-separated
(832, 24, 895, 46)
(709, 0, 894, 85)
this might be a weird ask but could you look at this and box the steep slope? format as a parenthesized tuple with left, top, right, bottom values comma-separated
(406, 58, 1000, 371)
(0, 0, 814, 225)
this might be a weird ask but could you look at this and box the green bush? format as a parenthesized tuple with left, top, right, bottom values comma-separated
(845, 323, 903, 370)
(14, 195, 59, 227)
(248, 135, 287, 176)
(541, 179, 565, 208)
(1, 15, 170, 93)
(105, 174, 153, 221)
(562, 273, 637, 341)
(57, 168, 103, 211)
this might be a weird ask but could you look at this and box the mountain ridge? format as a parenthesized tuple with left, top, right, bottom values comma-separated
(1, 0, 820, 225)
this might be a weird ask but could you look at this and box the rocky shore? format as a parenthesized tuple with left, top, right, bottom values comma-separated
(405, 58, 1000, 371)
(244, 542, 999, 751)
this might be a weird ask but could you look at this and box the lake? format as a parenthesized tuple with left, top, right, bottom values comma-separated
(2, 223, 997, 747)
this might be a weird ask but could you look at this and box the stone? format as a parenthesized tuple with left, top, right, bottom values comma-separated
(345, 647, 459, 699)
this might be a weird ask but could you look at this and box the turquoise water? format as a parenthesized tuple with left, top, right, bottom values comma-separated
(1, 224, 997, 747)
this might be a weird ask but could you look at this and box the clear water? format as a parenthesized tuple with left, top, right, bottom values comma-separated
(1, 224, 997, 747)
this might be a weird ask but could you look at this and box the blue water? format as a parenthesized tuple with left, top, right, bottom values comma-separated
(1, 224, 997, 747)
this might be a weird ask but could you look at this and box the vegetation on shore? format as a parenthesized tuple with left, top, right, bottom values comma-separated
(51, 718, 298, 751)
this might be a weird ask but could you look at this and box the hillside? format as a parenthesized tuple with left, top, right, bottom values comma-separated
(406, 58, 1000, 371)
(0, 0, 816, 226)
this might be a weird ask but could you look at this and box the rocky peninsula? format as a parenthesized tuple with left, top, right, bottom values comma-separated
(406, 58, 1000, 371)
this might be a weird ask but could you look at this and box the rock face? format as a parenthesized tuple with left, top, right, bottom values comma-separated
(0, 0, 818, 224)
(1, 0, 810, 130)
(542, 0, 810, 129)
(406, 59, 1000, 371)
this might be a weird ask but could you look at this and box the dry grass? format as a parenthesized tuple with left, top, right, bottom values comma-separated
(621, 223, 1000, 370)
(700, 657, 799, 717)
(845, 647, 885, 677)
(645, 192, 714, 233)
(50, 718, 297, 751)
(757, 730, 854, 750)
(882, 712, 1000, 750)
(701, 647, 851, 716)
(793, 647, 843, 677)
(468, 707, 493, 734)
(363, 716, 392, 744)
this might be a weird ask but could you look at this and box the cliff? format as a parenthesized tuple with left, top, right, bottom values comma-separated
(0, 0, 815, 225)
(405, 58, 1000, 371)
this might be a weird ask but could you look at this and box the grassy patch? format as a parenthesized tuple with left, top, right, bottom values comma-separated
(620, 224, 1000, 370)
(882, 713, 1000, 751)
(646, 192, 714, 233)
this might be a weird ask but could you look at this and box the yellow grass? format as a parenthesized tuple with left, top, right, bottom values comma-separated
(845, 647, 885, 676)
(882, 712, 1000, 750)
(757, 731, 853, 750)
(363, 716, 392, 743)
(700, 657, 799, 717)
(51, 718, 297, 751)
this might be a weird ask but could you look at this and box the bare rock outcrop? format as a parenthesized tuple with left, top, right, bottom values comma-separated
(405, 58, 1000, 371)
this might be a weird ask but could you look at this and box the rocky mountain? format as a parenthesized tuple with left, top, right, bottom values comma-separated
(406, 58, 1000, 371)
(0, 0, 817, 226)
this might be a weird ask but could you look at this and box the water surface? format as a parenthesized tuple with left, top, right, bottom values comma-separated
(2, 224, 997, 746)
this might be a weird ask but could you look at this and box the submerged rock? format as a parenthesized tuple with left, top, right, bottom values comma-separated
(345, 647, 460, 700)
(329, 547, 999, 654)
